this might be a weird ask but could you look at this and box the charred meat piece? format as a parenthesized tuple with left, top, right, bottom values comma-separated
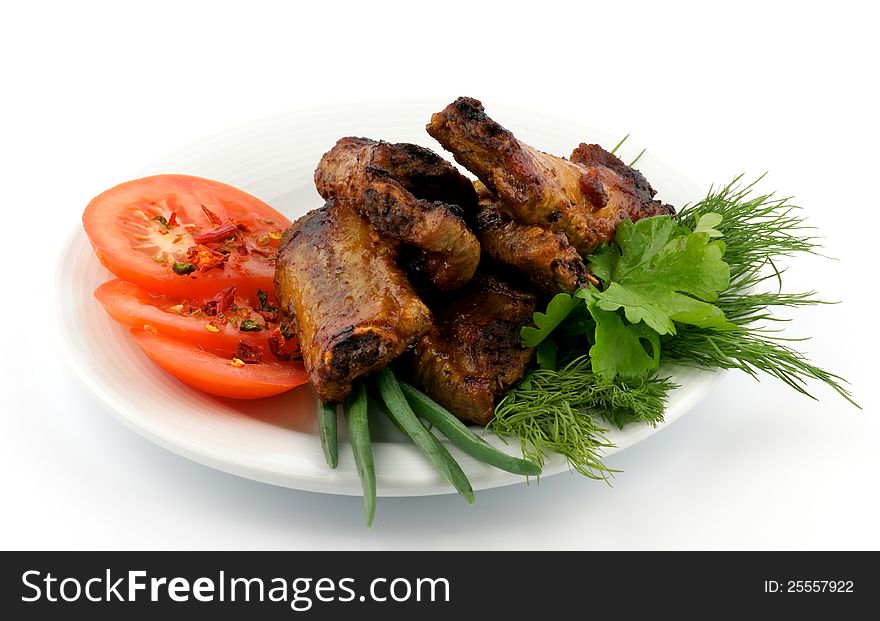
(365, 138, 478, 209)
(474, 182, 591, 294)
(410, 273, 536, 425)
(275, 202, 431, 403)
(427, 97, 674, 255)
(315, 137, 480, 290)
(569, 142, 659, 202)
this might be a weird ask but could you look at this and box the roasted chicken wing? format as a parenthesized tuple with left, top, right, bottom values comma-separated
(409, 273, 536, 425)
(427, 97, 674, 255)
(474, 182, 590, 294)
(275, 202, 432, 403)
(315, 137, 480, 290)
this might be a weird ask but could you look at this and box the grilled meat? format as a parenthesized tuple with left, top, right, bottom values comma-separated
(474, 182, 590, 294)
(315, 137, 480, 290)
(569, 142, 659, 201)
(275, 202, 431, 403)
(427, 97, 674, 255)
(410, 273, 536, 425)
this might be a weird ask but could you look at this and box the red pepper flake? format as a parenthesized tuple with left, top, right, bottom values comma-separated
(186, 244, 227, 272)
(257, 307, 279, 324)
(193, 222, 239, 245)
(168, 211, 179, 227)
(201, 204, 223, 226)
(202, 285, 237, 317)
(230, 219, 250, 233)
(267, 327, 300, 361)
(234, 341, 263, 364)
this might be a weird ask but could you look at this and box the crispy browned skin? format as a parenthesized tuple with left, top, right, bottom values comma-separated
(275, 202, 431, 403)
(569, 142, 659, 201)
(410, 273, 536, 425)
(315, 137, 480, 290)
(474, 182, 589, 294)
(427, 97, 674, 255)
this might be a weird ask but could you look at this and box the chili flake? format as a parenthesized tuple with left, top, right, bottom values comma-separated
(201, 204, 223, 226)
(202, 285, 236, 317)
(186, 244, 227, 272)
(193, 222, 239, 245)
(233, 341, 263, 364)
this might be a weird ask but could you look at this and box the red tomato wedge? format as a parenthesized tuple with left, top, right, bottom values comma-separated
(83, 175, 291, 299)
(94, 279, 291, 355)
(130, 328, 308, 399)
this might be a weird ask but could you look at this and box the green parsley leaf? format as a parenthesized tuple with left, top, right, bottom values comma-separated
(693, 212, 724, 238)
(590, 216, 733, 335)
(587, 301, 660, 380)
(557, 303, 594, 338)
(536, 340, 558, 370)
(585, 243, 616, 283)
(521, 290, 588, 347)
(239, 319, 263, 332)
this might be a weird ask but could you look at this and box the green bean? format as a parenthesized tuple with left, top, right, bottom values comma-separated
(398, 381, 542, 477)
(317, 401, 338, 469)
(344, 382, 376, 528)
(375, 367, 475, 504)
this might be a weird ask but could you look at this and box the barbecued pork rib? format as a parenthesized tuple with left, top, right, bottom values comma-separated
(275, 202, 431, 403)
(427, 97, 674, 255)
(474, 182, 590, 294)
(410, 273, 536, 425)
(315, 137, 480, 290)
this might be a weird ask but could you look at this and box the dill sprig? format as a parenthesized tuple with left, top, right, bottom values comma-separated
(677, 174, 821, 285)
(490, 356, 675, 478)
(662, 326, 855, 405)
(668, 176, 858, 406)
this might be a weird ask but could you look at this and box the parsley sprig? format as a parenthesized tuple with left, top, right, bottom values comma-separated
(522, 212, 734, 381)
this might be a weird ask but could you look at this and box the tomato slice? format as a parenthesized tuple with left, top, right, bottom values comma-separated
(130, 328, 308, 399)
(83, 175, 291, 299)
(94, 279, 295, 356)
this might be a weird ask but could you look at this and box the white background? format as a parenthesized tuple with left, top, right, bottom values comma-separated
(1, 1, 877, 550)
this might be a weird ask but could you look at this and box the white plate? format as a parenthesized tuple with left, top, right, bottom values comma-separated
(55, 99, 723, 497)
